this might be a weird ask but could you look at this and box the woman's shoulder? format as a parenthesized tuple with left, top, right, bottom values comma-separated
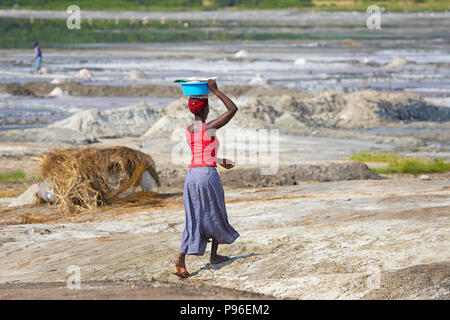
(187, 122, 206, 134)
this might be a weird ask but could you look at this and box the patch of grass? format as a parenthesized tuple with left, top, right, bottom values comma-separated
(350, 152, 450, 174)
(0, 0, 313, 11)
(350, 152, 399, 163)
(0, 17, 384, 49)
(0, 169, 26, 182)
(311, 0, 450, 12)
(0, 0, 448, 11)
(373, 158, 450, 174)
(0, 169, 39, 182)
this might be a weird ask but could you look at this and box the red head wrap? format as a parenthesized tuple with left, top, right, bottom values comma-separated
(188, 97, 208, 115)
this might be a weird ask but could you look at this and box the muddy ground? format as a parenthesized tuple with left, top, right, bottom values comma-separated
(0, 280, 274, 300)
(0, 82, 305, 99)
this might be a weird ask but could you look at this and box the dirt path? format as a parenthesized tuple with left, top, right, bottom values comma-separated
(0, 280, 274, 300)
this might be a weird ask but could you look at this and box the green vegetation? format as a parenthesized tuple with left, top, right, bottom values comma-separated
(0, 169, 40, 182)
(0, 0, 312, 10)
(312, 0, 449, 12)
(350, 152, 450, 174)
(373, 158, 450, 174)
(0, 18, 383, 49)
(349, 152, 398, 163)
(0, 0, 447, 11)
(0, 169, 39, 182)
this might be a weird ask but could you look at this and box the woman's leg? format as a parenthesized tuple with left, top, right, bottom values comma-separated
(174, 253, 189, 277)
(210, 239, 229, 264)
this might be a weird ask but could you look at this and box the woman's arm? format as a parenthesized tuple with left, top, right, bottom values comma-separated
(206, 79, 238, 131)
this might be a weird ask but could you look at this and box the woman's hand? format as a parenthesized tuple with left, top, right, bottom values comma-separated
(208, 79, 219, 93)
(219, 158, 235, 169)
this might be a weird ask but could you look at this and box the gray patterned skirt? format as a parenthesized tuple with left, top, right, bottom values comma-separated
(180, 166, 240, 256)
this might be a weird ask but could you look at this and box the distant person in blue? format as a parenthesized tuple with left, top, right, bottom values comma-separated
(34, 42, 42, 74)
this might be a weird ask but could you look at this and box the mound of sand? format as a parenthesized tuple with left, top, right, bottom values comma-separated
(143, 115, 184, 137)
(234, 49, 250, 58)
(47, 87, 67, 97)
(249, 74, 269, 86)
(234, 90, 450, 131)
(124, 69, 148, 80)
(142, 90, 449, 139)
(51, 78, 67, 85)
(385, 56, 409, 68)
(362, 262, 450, 300)
(50, 102, 162, 138)
(294, 58, 308, 65)
(220, 161, 382, 188)
(75, 68, 93, 79)
(361, 58, 381, 67)
(157, 162, 382, 190)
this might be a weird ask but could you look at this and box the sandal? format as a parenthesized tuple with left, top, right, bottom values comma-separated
(172, 271, 190, 279)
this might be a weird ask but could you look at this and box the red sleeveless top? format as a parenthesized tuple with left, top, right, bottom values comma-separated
(186, 122, 219, 168)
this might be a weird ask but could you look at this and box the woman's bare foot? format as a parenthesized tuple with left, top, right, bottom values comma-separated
(174, 255, 189, 278)
(210, 240, 230, 264)
(210, 254, 229, 264)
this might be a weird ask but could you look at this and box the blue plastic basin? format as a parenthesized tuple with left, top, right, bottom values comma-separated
(181, 82, 210, 96)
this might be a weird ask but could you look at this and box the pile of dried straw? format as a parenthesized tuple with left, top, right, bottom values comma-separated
(38, 146, 160, 212)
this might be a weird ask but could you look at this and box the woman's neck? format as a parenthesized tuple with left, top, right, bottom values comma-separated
(194, 116, 206, 123)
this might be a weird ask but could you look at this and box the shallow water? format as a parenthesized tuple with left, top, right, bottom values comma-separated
(0, 11, 449, 130)
(355, 126, 450, 135)
(1, 45, 449, 92)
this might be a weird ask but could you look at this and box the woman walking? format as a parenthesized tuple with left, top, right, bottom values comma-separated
(174, 79, 240, 278)
(34, 42, 42, 74)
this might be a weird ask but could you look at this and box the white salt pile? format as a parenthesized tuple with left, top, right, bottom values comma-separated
(385, 56, 408, 68)
(74, 68, 93, 79)
(234, 49, 250, 58)
(294, 58, 308, 65)
(249, 74, 269, 86)
(51, 78, 67, 84)
(49, 102, 161, 138)
(124, 69, 148, 80)
(47, 87, 66, 97)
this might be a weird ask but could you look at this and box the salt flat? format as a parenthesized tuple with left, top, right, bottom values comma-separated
(1, 176, 448, 299)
